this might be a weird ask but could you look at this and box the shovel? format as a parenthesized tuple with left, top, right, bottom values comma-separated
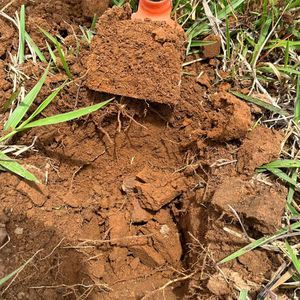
(86, 0, 186, 105)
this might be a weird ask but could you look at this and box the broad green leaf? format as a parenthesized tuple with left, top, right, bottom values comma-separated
(21, 99, 113, 129)
(0, 151, 38, 182)
(4, 67, 49, 130)
(231, 91, 289, 116)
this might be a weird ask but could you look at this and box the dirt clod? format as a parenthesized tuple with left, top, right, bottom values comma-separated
(87, 6, 186, 105)
(237, 126, 283, 174)
(136, 167, 187, 211)
(129, 245, 166, 267)
(212, 177, 286, 234)
(16, 181, 48, 207)
(203, 34, 221, 58)
(208, 91, 252, 141)
(207, 273, 231, 296)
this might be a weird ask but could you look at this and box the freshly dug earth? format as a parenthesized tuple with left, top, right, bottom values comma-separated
(0, 2, 287, 300)
(87, 5, 186, 105)
(82, 0, 111, 17)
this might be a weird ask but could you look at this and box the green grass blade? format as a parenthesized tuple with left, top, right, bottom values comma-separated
(91, 14, 97, 31)
(284, 41, 290, 68)
(287, 203, 300, 216)
(287, 0, 300, 9)
(262, 167, 297, 186)
(261, 160, 300, 169)
(0, 151, 38, 182)
(39, 27, 72, 79)
(46, 41, 57, 64)
(0, 265, 24, 286)
(19, 82, 67, 128)
(287, 169, 298, 205)
(225, 15, 230, 60)
(218, 221, 300, 264)
(190, 40, 215, 47)
(258, 66, 300, 76)
(251, 17, 272, 66)
(217, 0, 246, 19)
(25, 32, 47, 63)
(295, 75, 300, 123)
(18, 5, 26, 64)
(285, 241, 300, 275)
(4, 67, 49, 130)
(231, 91, 289, 116)
(0, 250, 41, 286)
(21, 99, 113, 129)
(238, 289, 248, 300)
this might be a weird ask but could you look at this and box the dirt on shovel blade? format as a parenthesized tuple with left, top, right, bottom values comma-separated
(86, 5, 186, 105)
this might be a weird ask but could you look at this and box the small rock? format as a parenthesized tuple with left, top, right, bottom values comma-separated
(121, 176, 137, 194)
(160, 224, 170, 236)
(14, 227, 24, 235)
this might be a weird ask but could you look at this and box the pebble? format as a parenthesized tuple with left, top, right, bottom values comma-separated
(14, 227, 24, 235)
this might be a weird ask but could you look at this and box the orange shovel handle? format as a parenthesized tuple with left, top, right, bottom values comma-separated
(132, 0, 173, 24)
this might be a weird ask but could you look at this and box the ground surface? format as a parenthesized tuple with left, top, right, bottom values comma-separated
(0, 1, 293, 299)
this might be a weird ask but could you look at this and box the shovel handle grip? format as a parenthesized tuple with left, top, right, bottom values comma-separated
(132, 0, 173, 24)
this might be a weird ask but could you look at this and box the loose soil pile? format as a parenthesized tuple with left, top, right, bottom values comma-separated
(0, 2, 287, 299)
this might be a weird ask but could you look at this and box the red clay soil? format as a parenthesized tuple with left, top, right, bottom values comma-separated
(86, 5, 186, 105)
(0, 2, 287, 300)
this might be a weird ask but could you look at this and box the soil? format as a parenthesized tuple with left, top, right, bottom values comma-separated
(0, 2, 288, 300)
(86, 5, 186, 105)
(203, 34, 221, 58)
(82, 0, 111, 17)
